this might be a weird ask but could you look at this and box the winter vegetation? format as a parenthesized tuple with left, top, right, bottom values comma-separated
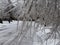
(0, 0, 60, 45)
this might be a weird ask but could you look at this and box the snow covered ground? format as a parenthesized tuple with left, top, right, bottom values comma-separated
(0, 21, 60, 45)
(0, 21, 18, 45)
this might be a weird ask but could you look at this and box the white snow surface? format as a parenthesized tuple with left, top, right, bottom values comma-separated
(0, 21, 59, 45)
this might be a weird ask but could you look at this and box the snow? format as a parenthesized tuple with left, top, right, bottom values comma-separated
(0, 21, 59, 45)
